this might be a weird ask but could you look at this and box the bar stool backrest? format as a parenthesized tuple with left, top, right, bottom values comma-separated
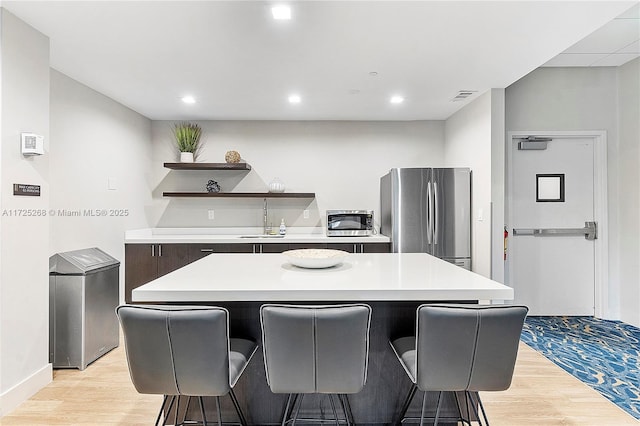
(415, 304, 528, 392)
(260, 304, 372, 394)
(117, 305, 232, 397)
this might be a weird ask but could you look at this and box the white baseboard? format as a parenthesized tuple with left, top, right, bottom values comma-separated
(0, 363, 52, 417)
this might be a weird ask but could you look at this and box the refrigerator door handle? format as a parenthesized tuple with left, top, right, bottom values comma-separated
(433, 181, 439, 243)
(426, 180, 433, 244)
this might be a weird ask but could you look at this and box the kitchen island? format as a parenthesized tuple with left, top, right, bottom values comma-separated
(124, 227, 391, 302)
(132, 252, 513, 425)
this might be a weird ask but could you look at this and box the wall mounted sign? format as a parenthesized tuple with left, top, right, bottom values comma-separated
(13, 183, 41, 196)
(536, 174, 564, 202)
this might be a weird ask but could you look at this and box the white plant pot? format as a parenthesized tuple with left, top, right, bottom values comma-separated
(180, 152, 194, 163)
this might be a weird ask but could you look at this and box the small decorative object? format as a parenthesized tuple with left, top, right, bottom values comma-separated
(172, 122, 202, 163)
(269, 177, 285, 193)
(225, 150, 241, 163)
(279, 218, 287, 235)
(206, 180, 221, 193)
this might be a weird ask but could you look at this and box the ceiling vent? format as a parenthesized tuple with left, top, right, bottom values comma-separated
(451, 90, 478, 102)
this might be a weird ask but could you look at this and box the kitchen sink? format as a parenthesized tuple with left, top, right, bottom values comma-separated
(239, 235, 285, 239)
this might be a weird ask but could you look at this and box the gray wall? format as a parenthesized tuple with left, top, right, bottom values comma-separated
(0, 8, 51, 414)
(49, 70, 153, 300)
(150, 120, 446, 231)
(505, 66, 637, 325)
(617, 58, 640, 327)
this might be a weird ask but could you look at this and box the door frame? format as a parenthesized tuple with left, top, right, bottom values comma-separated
(506, 130, 608, 318)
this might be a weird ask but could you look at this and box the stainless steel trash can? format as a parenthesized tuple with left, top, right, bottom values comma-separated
(49, 247, 120, 370)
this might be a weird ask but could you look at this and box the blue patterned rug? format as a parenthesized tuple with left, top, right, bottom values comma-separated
(520, 316, 640, 420)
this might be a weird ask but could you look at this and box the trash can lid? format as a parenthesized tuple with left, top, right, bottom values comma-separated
(50, 247, 119, 275)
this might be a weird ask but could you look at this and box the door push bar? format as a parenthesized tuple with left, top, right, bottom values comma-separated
(513, 221, 597, 241)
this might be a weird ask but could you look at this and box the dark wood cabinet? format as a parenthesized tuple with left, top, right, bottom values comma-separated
(124, 243, 190, 303)
(327, 242, 391, 253)
(361, 242, 391, 253)
(188, 243, 254, 261)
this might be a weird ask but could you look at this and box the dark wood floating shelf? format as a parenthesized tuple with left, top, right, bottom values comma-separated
(164, 162, 252, 171)
(163, 192, 316, 198)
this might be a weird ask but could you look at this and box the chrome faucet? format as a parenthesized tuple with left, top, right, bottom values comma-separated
(263, 198, 269, 235)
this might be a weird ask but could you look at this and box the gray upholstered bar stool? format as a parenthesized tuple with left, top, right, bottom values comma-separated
(116, 305, 258, 426)
(260, 304, 372, 425)
(390, 304, 528, 426)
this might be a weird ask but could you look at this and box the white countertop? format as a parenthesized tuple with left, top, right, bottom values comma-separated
(125, 227, 390, 244)
(132, 252, 513, 302)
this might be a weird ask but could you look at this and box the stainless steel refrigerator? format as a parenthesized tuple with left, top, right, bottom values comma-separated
(380, 167, 472, 269)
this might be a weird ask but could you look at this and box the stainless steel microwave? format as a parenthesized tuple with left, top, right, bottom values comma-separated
(326, 210, 374, 236)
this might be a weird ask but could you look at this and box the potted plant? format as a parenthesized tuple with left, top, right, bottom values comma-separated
(172, 122, 202, 162)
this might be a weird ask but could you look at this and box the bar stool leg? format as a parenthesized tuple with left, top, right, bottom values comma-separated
(434, 391, 443, 426)
(156, 395, 169, 426)
(281, 394, 293, 426)
(198, 396, 209, 426)
(465, 391, 487, 426)
(395, 383, 417, 425)
(419, 391, 428, 426)
(163, 396, 177, 426)
(229, 389, 248, 426)
(453, 392, 471, 425)
(174, 396, 181, 426)
(214, 396, 223, 426)
(476, 393, 490, 426)
(338, 394, 352, 426)
(291, 394, 305, 426)
(328, 395, 339, 426)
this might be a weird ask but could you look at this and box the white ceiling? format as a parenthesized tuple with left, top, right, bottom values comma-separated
(544, 3, 640, 67)
(3, 1, 638, 121)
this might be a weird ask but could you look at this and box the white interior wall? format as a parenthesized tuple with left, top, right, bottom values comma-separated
(49, 70, 153, 301)
(617, 58, 640, 327)
(0, 9, 51, 415)
(490, 89, 506, 283)
(505, 67, 621, 320)
(444, 91, 493, 278)
(150, 120, 445, 230)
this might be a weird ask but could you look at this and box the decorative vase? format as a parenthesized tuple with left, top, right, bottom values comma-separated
(269, 178, 285, 193)
(225, 150, 241, 163)
(206, 180, 221, 193)
(180, 152, 194, 163)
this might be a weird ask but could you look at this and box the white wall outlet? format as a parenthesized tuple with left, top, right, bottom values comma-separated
(108, 177, 117, 190)
(208, 210, 215, 220)
(303, 210, 310, 219)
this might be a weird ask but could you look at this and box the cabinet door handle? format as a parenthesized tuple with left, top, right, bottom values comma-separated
(360, 243, 364, 253)
(158, 244, 162, 257)
(151, 245, 155, 257)
(200, 248, 215, 253)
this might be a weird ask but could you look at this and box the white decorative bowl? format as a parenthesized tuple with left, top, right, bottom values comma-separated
(283, 249, 348, 269)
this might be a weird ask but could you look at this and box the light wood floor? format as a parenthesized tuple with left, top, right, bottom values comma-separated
(0, 343, 637, 425)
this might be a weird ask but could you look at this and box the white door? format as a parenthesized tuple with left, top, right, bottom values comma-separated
(509, 136, 597, 316)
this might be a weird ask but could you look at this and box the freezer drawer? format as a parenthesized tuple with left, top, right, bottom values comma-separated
(443, 257, 471, 271)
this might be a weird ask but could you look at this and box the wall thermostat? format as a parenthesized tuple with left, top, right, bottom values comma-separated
(21, 133, 44, 156)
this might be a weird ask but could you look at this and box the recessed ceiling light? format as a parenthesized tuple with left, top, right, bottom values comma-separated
(288, 94, 301, 104)
(272, 5, 291, 20)
(181, 96, 196, 104)
(369, 71, 379, 77)
(390, 96, 404, 104)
